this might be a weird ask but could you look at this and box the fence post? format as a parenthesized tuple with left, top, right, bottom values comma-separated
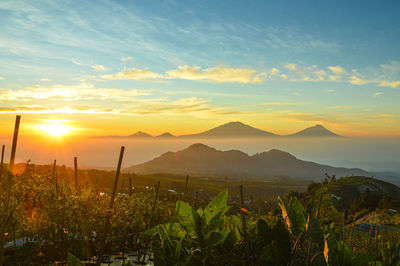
(129, 176, 132, 196)
(74, 157, 78, 192)
(0, 145, 4, 181)
(96, 146, 125, 265)
(184, 175, 189, 198)
(9, 115, 21, 180)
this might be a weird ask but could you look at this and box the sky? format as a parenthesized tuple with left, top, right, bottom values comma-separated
(1, 0, 400, 137)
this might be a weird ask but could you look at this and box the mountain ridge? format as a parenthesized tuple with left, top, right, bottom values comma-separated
(125, 143, 368, 180)
(96, 121, 341, 138)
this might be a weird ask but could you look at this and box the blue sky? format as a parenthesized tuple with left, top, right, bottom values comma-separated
(0, 0, 400, 136)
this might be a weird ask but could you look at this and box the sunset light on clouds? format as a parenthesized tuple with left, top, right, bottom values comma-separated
(1, 0, 400, 137)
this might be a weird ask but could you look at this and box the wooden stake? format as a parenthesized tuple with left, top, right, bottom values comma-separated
(152, 181, 160, 212)
(184, 175, 189, 197)
(129, 176, 132, 196)
(194, 191, 199, 209)
(74, 157, 78, 192)
(240, 185, 251, 266)
(9, 115, 21, 176)
(120, 179, 125, 194)
(109, 146, 125, 209)
(0, 145, 4, 181)
(52, 160, 56, 180)
(96, 146, 125, 265)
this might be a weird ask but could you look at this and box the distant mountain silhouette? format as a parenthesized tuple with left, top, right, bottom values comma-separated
(127, 131, 153, 138)
(126, 143, 368, 179)
(155, 132, 176, 138)
(288, 124, 340, 137)
(96, 121, 341, 138)
(180, 121, 277, 138)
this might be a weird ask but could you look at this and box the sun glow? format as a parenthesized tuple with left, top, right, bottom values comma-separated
(37, 121, 73, 137)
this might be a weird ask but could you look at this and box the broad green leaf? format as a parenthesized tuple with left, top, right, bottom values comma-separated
(204, 189, 229, 224)
(205, 208, 229, 233)
(256, 219, 290, 265)
(278, 196, 306, 236)
(67, 253, 84, 266)
(176, 200, 201, 238)
(306, 216, 324, 248)
(163, 222, 186, 239)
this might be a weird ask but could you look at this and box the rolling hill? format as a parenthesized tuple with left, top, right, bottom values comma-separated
(126, 143, 368, 179)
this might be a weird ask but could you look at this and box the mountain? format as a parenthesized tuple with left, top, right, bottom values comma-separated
(288, 124, 340, 137)
(95, 121, 341, 138)
(127, 131, 153, 138)
(155, 132, 176, 138)
(126, 143, 369, 179)
(180, 121, 277, 138)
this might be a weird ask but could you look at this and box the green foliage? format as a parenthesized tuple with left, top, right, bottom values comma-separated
(278, 196, 306, 236)
(150, 189, 242, 265)
(323, 226, 377, 266)
(67, 252, 84, 266)
(377, 242, 400, 266)
(256, 218, 291, 265)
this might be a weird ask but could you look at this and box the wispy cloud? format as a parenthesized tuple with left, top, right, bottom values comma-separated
(349, 75, 369, 85)
(102, 65, 265, 84)
(91, 64, 107, 71)
(0, 83, 152, 102)
(166, 65, 264, 84)
(378, 80, 400, 88)
(101, 68, 163, 80)
(328, 66, 346, 75)
(373, 92, 383, 98)
(71, 58, 83, 66)
(121, 57, 132, 62)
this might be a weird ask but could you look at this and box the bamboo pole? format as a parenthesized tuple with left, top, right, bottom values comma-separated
(240, 185, 251, 266)
(120, 179, 125, 194)
(0, 145, 4, 181)
(109, 146, 124, 209)
(52, 160, 56, 180)
(194, 191, 199, 209)
(9, 115, 21, 179)
(128, 176, 132, 196)
(52, 160, 58, 196)
(183, 175, 189, 197)
(74, 157, 78, 192)
(96, 146, 125, 265)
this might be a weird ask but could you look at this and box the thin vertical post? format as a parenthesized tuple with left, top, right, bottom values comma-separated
(152, 181, 160, 212)
(52, 160, 56, 180)
(109, 146, 125, 209)
(9, 115, 21, 175)
(120, 179, 125, 194)
(240, 185, 251, 266)
(52, 159, 57, 196)
(0, 145, 4, 181)
(96, 146, 125, 266)
(183, 175, 189, 197)
(74, 157, 78, 192)
(129, 176, 132, 196)
(194, 191, 199, 209)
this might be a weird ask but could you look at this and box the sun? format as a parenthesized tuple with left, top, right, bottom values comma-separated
(37, 121, 73, 137)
